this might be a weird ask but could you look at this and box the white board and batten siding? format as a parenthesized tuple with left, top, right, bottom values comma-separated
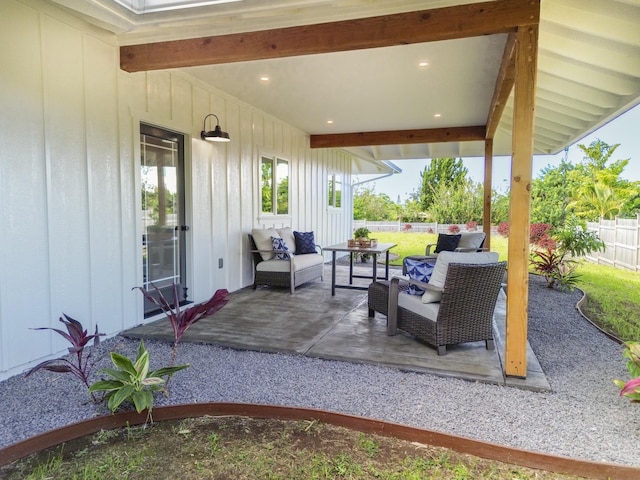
(0, 0, 353, 380)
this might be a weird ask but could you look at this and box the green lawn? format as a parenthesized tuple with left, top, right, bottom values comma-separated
(374, 231, 640, 342)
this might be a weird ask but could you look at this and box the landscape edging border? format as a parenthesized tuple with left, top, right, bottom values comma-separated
(1, 402, 639, 479)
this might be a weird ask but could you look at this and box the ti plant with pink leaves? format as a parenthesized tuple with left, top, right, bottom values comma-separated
(26, 314, 105, 401)
(136, 284, 229, 366)
(614, 342, 640, 402)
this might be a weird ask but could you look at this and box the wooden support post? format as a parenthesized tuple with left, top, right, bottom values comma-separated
(505, 24, 538, 378)
(483, 139, 493, 251)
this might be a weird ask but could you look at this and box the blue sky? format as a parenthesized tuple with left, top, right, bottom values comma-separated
(360, 104, 640, 203)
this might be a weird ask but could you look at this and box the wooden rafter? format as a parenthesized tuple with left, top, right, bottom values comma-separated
(486, 33, 518, 139)
(120, 0, 540, 72)
(310, 126, 485, 149)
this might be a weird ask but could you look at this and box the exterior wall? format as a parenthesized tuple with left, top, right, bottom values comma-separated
(0, 0, 353, 380)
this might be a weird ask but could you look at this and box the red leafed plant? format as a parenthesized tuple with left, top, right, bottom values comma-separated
(614, 342, 640, 403)
(497, 222, 509, 237)
(448, 224, 460, 234)
(136, 284, 229, 365)
(529, 223, 553, 246)
(26, 314, 105, 401)
(465, 221, 478, 231)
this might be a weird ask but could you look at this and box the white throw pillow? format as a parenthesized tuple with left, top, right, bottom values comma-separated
(428, 251, 499, 289)
(276, 227, 297, 255)
(251, 228, 279, 261)
(457, 232, 486, 249)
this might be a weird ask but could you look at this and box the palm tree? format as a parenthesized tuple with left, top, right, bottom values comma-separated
(568, 182, 623, 220)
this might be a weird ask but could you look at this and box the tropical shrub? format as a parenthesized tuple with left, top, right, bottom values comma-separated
(497, 222, 509, 237)
(530, 220, 604, 291)
(614, 342, 640, 403)
(529, 223, 553, 246)
(89, 340, 189, 417)
(26, 315, 105, 401)
(529, 247, 579, 291)
(136, 285, 229, 366)
(554, 221, 605, 257)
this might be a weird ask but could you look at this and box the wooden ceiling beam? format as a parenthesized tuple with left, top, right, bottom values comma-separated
(486, 33, 517, 139)
(120, 0, 540, 72)
(310, 126, 486, 149)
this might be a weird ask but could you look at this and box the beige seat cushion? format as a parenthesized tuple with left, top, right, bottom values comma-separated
(256, 253, 323, 273)
(399, 291, 440, 321)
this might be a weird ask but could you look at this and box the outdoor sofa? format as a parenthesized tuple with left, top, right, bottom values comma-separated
(249, 227, 323, 293)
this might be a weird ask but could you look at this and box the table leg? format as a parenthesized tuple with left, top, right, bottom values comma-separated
(385, 250, 390, 279)
(372, 253, 378, 282)
(331, 251, 336, 296)
(349, 252, 354, 284)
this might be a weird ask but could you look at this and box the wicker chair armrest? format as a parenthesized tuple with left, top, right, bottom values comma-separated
(387, 277, 405, 335)
(405, 277, 443, 293)
(250, 248, 293, 260)
(406, 277, 433, 291)
(425, 243, 437, 255)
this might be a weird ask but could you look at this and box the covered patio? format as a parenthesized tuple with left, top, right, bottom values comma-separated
(124, 262, 550, 391)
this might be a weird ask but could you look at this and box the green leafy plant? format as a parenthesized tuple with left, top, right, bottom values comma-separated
(136, 285, 229, 365)
(614, 342, 640, 402)
(26, 314, 105, 401)
(554, 221, 605, 257)
(353, 227, 370, 239)
(89, 340, 189, 417)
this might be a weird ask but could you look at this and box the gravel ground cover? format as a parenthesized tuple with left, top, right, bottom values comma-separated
(0, 274, 638, 466)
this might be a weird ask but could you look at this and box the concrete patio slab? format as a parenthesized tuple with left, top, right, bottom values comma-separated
(123, 264, 551, 392)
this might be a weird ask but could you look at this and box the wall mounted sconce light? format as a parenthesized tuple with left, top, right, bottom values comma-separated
(200, 113, 230, 142)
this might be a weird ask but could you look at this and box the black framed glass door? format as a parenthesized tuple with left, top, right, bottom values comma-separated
(140, 123, 187, 316)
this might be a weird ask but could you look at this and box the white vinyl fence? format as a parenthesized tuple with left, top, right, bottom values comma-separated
(353, 220, 496, 234)
(586, 215, 640, 272)
(356, 218, 640, 273)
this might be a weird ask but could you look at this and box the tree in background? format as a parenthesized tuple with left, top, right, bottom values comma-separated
(530, 159, 577, 227)
(427, 179, 483, 224)
(353, 184, 397, 221)
(491, 190, 510, 225)
(567, 140, 640, 220)
(419, 158, 468, 211)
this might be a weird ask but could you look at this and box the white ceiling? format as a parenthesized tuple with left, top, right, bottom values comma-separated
(51, 0, 640, 171)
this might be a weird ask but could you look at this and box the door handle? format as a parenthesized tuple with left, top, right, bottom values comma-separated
(180, 225, 190, 231)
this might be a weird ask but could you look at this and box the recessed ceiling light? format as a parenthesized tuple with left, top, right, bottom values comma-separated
(327, 120, 334, 124)
(259, 75, 270, 82)
(434, 113, 442, 118)
(418, 61, 429, 69)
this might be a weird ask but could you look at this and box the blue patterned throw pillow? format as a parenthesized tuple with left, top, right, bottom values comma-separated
(405, 259, 435, 295)
(293, 231, 316, 254)
(271, 236, 290, 260)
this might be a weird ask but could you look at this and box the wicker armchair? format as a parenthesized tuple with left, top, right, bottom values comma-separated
(387, 261, 506, 355)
